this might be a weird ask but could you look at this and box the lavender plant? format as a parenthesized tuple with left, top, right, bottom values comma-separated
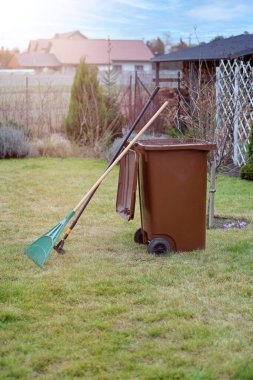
(0, 125, 32, 158)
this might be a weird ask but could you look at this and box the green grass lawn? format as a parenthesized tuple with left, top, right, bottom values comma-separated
(0, 158, 253, 380)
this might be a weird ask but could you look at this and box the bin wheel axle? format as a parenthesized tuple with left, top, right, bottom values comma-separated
(148, 238, 170, 255)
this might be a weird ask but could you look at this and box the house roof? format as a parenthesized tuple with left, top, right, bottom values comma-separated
(28, 40, 37, 52)
(28, 39, 51, 53)
(9, 32, 153, 69)
(152, 33, 253, 62)
(50, 39, 153, 65)
(53, 30, 87, 39)
(27, 31, 87, 53)
(8, 53, 61, 68)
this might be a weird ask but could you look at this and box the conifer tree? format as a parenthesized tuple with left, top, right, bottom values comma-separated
(65, 59, 107, 145)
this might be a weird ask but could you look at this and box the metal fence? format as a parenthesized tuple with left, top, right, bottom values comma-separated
(0, 70, 178, 137)
(0, 73, 72, 136)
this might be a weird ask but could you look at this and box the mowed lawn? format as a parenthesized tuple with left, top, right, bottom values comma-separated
(0, 158, 253, 380)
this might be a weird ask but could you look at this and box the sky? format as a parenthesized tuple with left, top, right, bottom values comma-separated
(1, 0, 253, 51)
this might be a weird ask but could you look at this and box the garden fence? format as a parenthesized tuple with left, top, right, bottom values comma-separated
(0, 70, 177, 138)
(216, 59, 253, 166)
(0, 73, 73, 137)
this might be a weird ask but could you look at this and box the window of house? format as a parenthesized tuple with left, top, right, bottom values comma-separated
(135, 65, 144, 71)
(113, 65, 122, 72)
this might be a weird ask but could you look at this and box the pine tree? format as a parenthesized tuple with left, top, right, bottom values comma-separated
(65, 59, 107, 145)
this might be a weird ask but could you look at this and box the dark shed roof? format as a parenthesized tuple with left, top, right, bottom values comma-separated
(152, 34, 253, 62)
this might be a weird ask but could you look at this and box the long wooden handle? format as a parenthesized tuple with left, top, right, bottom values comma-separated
(73, 101, 168, 212)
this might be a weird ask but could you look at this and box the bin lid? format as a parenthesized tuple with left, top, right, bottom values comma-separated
(135, 138, 216, 151)
(116, 149, 139, 221)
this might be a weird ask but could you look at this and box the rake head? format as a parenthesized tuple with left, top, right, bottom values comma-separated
(24, 211, 75, 268)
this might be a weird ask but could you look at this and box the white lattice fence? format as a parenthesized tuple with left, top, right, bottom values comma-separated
(216, 59, 253, 166)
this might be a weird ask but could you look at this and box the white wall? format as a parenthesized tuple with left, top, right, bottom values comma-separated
(98, 62, 152, 74)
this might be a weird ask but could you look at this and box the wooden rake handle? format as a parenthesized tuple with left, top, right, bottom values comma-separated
(73, 100, 168, 213)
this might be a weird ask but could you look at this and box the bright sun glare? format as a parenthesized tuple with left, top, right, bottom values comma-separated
(0, 0, 48, 48)
(2, 0, 45, 26)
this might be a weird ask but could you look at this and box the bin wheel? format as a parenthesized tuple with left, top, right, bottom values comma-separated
(134, 228, 144, 244)
(148, 238, 170, 255)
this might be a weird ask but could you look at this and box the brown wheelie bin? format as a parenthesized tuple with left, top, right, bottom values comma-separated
(116, 139, 216, 255)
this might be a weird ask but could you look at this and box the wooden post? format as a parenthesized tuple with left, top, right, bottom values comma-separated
(25, 76, 29, 130)
(208, 161, 216, 229)
(155, 62, 160, 86)
(233, 64, 239, 165)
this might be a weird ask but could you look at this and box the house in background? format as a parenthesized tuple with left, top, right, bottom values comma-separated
(49, 38, 153, 74)
(8, 31, 153, 75)
(53, 31, 87, 41)
(27, 31, 87, 54)
(27, 39, 52, 54)
(8, 53, 61, 71)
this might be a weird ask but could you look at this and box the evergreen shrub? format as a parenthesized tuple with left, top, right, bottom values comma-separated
(65, 59, 107, 145)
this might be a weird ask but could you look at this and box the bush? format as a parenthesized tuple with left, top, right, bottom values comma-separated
(0, 125, 33, 158)
(167, 128, 194, 138)
(240, 124, 253, 181)
(32, 134, 73, 158)
(240, 164, 253, 181)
